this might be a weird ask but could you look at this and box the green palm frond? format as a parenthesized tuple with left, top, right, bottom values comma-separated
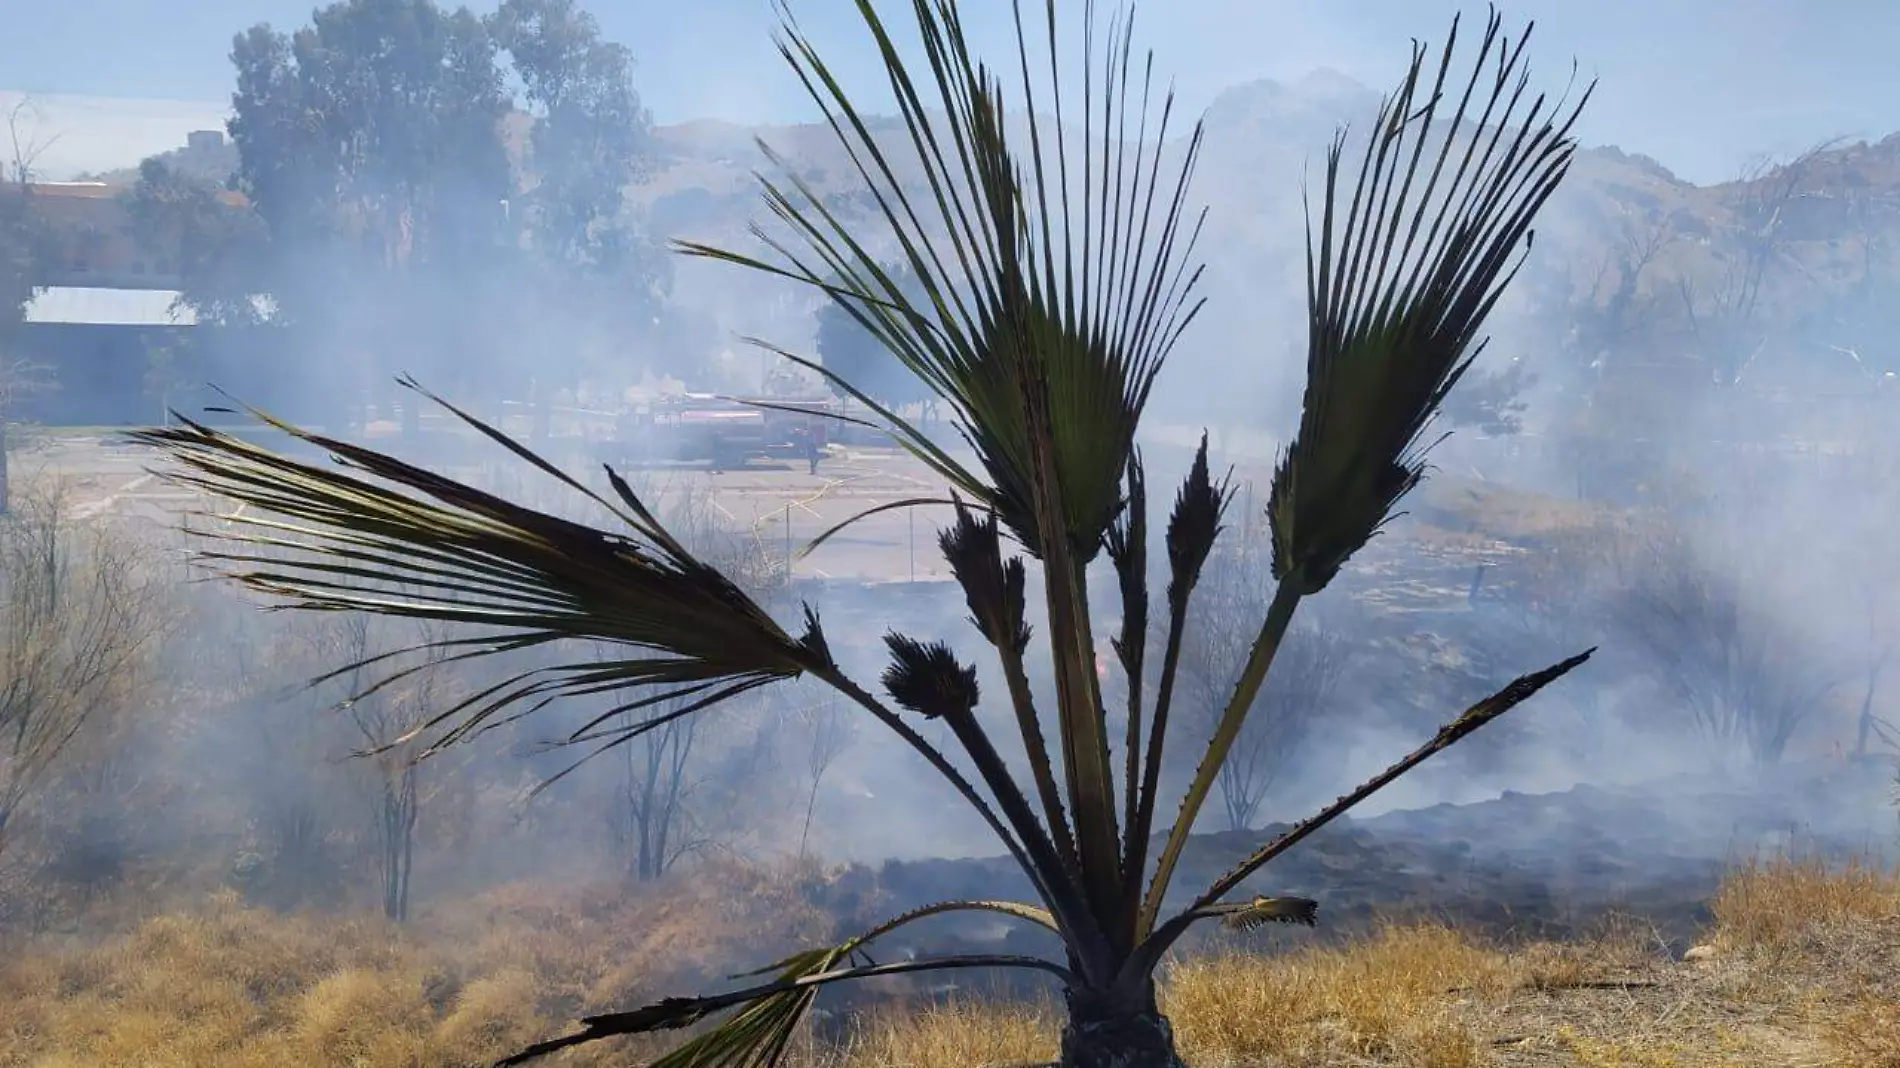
(128, 393, 825, 754)
(1270, 9, 1592, 594)
(500, 899, 1066, 1067)
(680, 0, 1206, 562)
(1136, 9, 1592, 939)
(684, 0, 1208, 954)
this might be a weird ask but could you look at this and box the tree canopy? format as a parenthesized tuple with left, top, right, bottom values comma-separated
(211, 0, 669, 407)
(813, 260, 933, 410)
(127, 159, 270, 328)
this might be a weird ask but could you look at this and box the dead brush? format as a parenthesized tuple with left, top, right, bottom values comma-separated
(823, 997, 1060, 1068)
(1823, 992, 1900, 1068)
(1711, 854, 1900, 953)
(6, 857, 1900, 1067)
(0, 862, 845, 1068)
(1165, 922, 1503, 1067)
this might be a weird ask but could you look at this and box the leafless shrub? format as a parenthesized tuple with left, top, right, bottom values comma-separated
(0, 482, 164, 864)
(1607, 523, 1832, 768)
(1172, 521, 1352, 832)
(607, 682, 708, 882)
(224, 615, 358, 909)
(307, 613, 465, 922)
(791, 689, 856, 861)
(546, 478, 794, 881)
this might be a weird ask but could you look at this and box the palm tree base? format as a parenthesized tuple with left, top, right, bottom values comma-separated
(1059, 987, 1186, 1068)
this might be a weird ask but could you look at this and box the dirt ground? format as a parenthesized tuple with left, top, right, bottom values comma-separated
(12, 429, 961, 584)
(17, 422, 1574, 587)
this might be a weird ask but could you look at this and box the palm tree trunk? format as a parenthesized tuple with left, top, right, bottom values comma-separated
(1059, 985, 1186, 1068)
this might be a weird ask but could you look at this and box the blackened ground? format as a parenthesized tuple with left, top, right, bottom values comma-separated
(827, 755, 1896, 1010)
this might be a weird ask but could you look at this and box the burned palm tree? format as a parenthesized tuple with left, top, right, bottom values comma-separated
(132, 2, 1595, 1065)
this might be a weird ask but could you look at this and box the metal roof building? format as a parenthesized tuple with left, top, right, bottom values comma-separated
(22, 285, 198, 327)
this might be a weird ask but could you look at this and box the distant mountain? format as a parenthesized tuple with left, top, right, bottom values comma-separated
(625, 69, 1900, 413)
(72, 71, 1900, 407)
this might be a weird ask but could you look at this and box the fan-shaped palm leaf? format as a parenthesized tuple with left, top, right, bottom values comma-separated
(681, 0, 1205, 564)
(1271, 17, 1590, 594)
(126, 390, 1065, 932)
(1135, 9, 1593, 940)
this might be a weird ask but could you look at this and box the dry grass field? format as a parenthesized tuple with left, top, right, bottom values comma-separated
(6, 430, 1891, 1066)
(0, 856, 1893, 1068)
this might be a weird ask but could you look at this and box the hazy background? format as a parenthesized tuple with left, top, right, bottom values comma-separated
(0, 0, 1895, 960)
(4, 0, 1893, 184)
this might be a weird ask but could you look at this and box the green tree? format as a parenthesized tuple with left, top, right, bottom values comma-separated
(490, 0, 675, 383)
(138, 6, 1595, 1067)
(126, 158, 271, 328)
(814, 260, 934, 415)
(490, 0, 651, 271)
(227, 0, 516, 424)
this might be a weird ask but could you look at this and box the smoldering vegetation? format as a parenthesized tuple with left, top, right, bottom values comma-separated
(0, 434, 1893, 953)
(2, 1, 1900, 1065)
(0, 475, 802, 925)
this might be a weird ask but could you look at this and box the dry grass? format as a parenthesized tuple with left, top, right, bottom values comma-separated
(0, 858, 847, 1068)
(1709, 854, 1900, 950)
(833, 999, 1061, 1068)
(0, 856, 1895, 1067)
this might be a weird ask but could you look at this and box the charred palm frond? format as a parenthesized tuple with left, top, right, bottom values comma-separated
(939, 502, 1077, 872)
(1119, 648, 1593, 986)
(882, 633, 982, 721)
(1208, 896, 1321, 932)
(499, 899, 1066, 1068)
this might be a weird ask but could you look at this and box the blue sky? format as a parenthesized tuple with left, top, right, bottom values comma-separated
(2, 0, 1891, 183)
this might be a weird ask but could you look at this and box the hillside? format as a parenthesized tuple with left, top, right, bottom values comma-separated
(622, 71, 1900, 423)
(66, 69, 1900, 414)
